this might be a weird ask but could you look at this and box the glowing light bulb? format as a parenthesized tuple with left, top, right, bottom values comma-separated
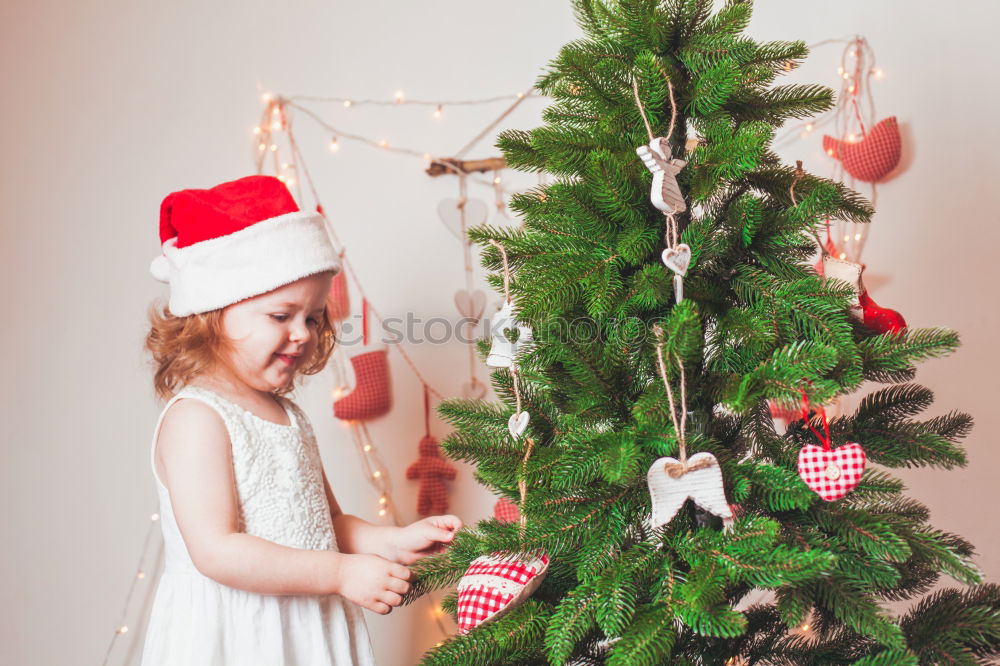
(379, 496, 388, 505)
(433, 104, 443, 119)
(844, 235, 851, 242)
(873, 68, 884, 79)
(842, 72, 850, 80)
(151, 513, 160, 522)
(378, 139, 389, 148)
(805, 122, 814, 132)
(117, 626, 129, 634)
(839, 252, 846, 260)
(493, 176, 502, 185)
(837, 66, 844, 75)
(136, 571, 145, 580)
(394, 90, 405, 103)
(422, 152, 431, 161)
(343, 99, 352, 108)
(847, 133, 857, 142)
(826, 148, 835, 156)
(378, 508, 387, 516)
(373, 470, 382, 479)
(269, 144, 278, 152)
(363, 444, 372, 452)
(252, 126, 261, 135)
(802, 624, 810, 631)
(272, 121, 281, 130)
(285, 178, 296, 187)
(258, 143, 266, 151)
(847, 84, 856, 94)
(262, 92, 273, 102)
(516, 91, 525, 99)
(281, 162, 291, 169)
(329, 138, 339, 152)
(854, 233, 862, 241)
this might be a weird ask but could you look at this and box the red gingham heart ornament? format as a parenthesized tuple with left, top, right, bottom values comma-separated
(798, 443, 867, 501)
(455, 553, 549, 633)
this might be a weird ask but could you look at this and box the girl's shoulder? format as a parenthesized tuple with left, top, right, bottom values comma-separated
(276, 393, 314, 433)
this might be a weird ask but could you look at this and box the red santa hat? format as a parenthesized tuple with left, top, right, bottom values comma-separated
(149, 175, 341, 316)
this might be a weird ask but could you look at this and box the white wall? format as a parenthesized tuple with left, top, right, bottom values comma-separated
(1, 1, 996, 665)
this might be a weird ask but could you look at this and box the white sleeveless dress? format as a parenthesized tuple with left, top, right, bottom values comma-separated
(140, 385, 376, 666)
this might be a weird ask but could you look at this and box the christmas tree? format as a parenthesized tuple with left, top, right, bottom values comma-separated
(409, 1, 1000, 663)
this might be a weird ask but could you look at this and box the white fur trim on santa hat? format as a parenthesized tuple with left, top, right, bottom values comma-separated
(150, 210, 341, 316)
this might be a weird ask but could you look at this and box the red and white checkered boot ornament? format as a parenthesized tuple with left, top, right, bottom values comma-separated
(333, 299, 391, 421)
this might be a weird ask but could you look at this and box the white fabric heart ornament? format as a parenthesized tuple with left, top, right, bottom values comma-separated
(647, 451, 733, 529)
(462, 378, 487, 400)
(661, 243, 691, 276)
(508, 411, 530, 439)
(454, 289, 486, 321)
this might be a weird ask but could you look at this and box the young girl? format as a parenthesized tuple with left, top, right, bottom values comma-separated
(140, 175, 461, 665)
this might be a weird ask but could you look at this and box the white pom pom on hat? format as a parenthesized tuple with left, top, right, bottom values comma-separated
(150, 175, 341, 316)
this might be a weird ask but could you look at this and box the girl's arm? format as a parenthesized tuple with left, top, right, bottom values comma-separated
(322, 472, 462, 564)
(157, 399, 410, 613)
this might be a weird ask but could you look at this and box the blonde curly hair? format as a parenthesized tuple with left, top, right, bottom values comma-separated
(144, 299, 337, 402)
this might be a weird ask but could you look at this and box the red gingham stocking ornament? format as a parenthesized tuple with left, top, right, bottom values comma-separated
(455, 553, 549, 633)
(795, 391, 866, 501)
(333, 300, 391, 421)
(405, 386, 456, 516)
(823, 116, 902, 183)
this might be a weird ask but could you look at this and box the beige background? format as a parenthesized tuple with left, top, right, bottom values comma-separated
(1, 1, 997, 665)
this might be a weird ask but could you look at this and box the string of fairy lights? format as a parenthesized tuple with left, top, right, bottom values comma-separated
(104, 87, 540, 664)
(773, 35, 888, 264)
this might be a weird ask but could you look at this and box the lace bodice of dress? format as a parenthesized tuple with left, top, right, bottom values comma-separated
(174, 386, 337, 552)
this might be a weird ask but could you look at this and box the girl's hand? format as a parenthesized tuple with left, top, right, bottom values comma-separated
(390, 515, 463, 565)
(334, 553, 411, 615)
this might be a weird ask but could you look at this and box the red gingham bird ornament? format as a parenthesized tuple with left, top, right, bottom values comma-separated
(823, 116, 902, 183)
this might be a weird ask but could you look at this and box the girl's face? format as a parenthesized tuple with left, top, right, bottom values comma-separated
(216, 271, 333, 394)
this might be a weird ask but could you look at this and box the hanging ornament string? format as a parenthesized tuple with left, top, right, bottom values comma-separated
(517, 437, 536, 535)
(488, 239, 513, 305)
(653, 325, 689, 466)
(487, 238, 526, 415)
(799, 389, 832, 452)
(631, 74, 680, 248)
(487, 238, 534, 534)
(423, 382, 432, 438)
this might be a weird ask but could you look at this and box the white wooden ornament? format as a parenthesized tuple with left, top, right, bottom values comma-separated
(673, 274, 684, 304)
(661, 243, 691, 276)
(647, 451, 733, 529)
(636, 137, 688, 214)
(487, 300, 533, 369)
(508, 411, 530, 439)
(437, 198, 488, 242)
(454, 288, 486, 321)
